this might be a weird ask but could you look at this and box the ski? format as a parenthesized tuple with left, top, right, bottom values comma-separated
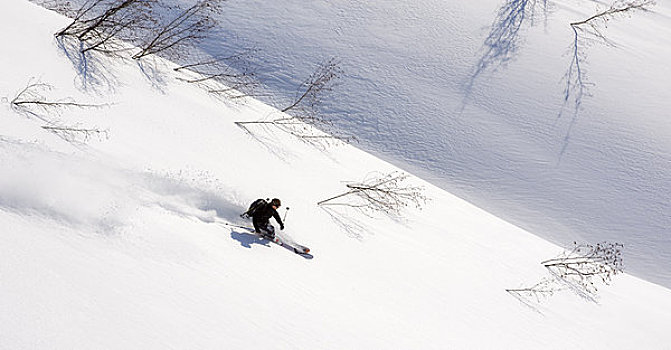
(287, 241, 311, 255)
(222, 222, 311, 256)
(261, 233, 284, 247)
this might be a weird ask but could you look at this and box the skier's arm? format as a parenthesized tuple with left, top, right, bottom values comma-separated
(272, 210, 284, 230)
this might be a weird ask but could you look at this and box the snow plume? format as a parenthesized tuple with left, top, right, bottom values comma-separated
(0, 140, 127, 232)
(0, 138, 239, 234)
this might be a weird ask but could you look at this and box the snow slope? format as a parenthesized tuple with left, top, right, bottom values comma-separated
(191, 0, 671, 288)
(2, 0, 671, 349)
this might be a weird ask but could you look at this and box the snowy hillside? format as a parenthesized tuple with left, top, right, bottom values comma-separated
(2, 0, 671, 349)
(194, 0, 671, 288)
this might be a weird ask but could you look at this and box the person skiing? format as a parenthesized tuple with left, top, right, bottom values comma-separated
(251, 198, 284, 239)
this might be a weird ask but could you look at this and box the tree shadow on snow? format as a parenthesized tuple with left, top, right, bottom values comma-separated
(56, 36, 120, 93)
(320, 206, 371, 241)
(234, 122, 294, 164)
(136, 57, 171, 93)
(554, 26, 593, 163)
(462, 0, 548, 108)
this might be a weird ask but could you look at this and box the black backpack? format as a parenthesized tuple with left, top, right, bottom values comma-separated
(241, 198, 268, 218)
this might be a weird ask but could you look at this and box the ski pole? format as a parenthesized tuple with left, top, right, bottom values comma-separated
(283, 207, 290, 223)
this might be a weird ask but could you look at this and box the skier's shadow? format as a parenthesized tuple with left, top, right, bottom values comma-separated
(229, 229, 314, 259)
(230, 230, 270, 249)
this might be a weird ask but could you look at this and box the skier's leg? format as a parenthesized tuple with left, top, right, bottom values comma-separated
(260, 224, 276, 239)
(267, 224, 276, 238)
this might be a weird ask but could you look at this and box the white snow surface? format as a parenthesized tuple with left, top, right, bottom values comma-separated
(1, 0, 670, 349)
(198, 0, 671, 288)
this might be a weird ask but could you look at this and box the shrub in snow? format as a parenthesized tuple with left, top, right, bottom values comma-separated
(508, 242, 624, 307)
(542, 241, 624, 297)
(132, 0, 226, 60)
(10, 79, 108, 143)
(317, 171, 427, 216)
(236, 58, 354, 148)
(506, 277, 562, 310)
(54, 0, 158, 56)
(173, 50, 259, 100)
(561, 0, 656, 124)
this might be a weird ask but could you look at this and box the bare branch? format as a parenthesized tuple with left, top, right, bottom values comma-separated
(317, 171, 427, 216)
(173, 49, 258, 72)
(174, 49, 259, 100)
(506, 277, 564, 304)
(55, 0, 158, 56)
(8, 79, 111, 144)
(235, 116, 354, 149)
(557, 0, 655, 158)
(10, 79, 108, 117)
(542, 242, 624, 299)
(282, 57, 342, 116)
(507, 241, 624, 308)
(235, 58, 354, 148)
(570, 0, 655, 30)
(133, 0, 226, 60)
(569, 0, 655, 48)
(42, 125, 109, 143)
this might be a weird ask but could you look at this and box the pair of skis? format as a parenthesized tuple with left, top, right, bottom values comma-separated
(224, 222, 311, 257)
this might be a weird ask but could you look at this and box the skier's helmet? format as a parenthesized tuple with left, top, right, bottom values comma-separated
(271, 198, 281, 207)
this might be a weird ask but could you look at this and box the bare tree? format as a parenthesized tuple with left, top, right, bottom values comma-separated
(507, 241, 624, 309)
(11, 79, 107, 117)
(51, 0, 237, 91)
(564, 0, 656, 100)
(570, 0, 656, 44)
(175, 51, 259, 99)
(282, 58, 341, 117)
(317, 171, 427, 216)
(236, 58, 353, 147)
(42, 125, 109, 143)
(235, 114, 353, 148)
(55, 0, 157, 56)
(9, 79, 109, 143)
(559, 0, 655, 157)
(541, 242, 624, 298)
(506, 277, 564, 312)
(506, 277, 561, 302)
(132, 0, 225, 60)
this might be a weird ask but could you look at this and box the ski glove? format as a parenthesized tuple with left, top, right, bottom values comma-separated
(280, 224, 284, 230)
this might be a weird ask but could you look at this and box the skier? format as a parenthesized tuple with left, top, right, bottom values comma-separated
(251, 198, 284, 239)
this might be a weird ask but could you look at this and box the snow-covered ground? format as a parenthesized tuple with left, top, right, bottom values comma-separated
(198, 0, 671, 288)
(1, 0, 671, 349)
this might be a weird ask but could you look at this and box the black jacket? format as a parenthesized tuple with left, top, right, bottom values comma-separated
(252, 203, 284, 232)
